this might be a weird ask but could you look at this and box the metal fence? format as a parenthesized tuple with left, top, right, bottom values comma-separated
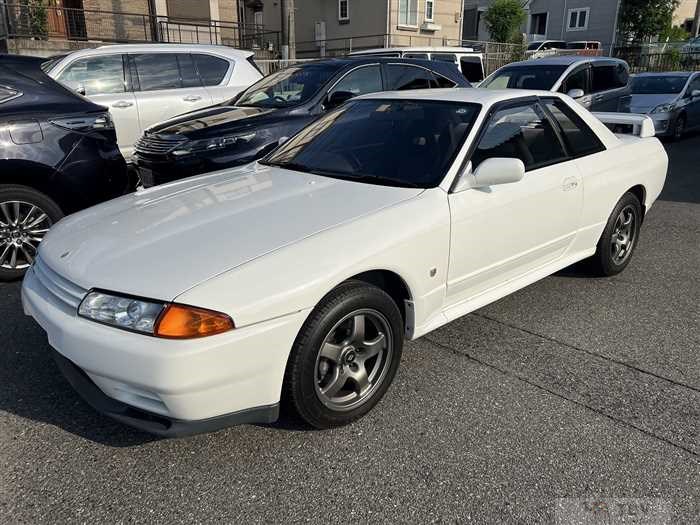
(1, 1, 279, 51)
(613, 47, 700, 73)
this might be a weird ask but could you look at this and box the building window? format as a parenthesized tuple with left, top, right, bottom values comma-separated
(567, 8, 589, 31)
(425, 0, 434, 22)
(530, 12, 547, 35)
(166, 0, 211, 22)
(399, 0, 418, 27)
(338, 0, 349, 21)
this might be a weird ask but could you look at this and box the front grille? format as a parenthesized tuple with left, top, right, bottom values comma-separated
(32, 256, 87, 310)
(134, 134, 186, 157)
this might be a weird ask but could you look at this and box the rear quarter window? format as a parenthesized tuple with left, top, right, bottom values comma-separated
(194, 54, 230, 86)
(543, 99, 605, 157)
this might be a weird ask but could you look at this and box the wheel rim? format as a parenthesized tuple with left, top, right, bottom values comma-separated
(0, 201, 53, 270)
(610, 204, 637, 265)
(314, 309, 393, 412)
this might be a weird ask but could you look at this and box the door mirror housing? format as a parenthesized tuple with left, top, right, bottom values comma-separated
(76, 85, 87, 96)
(471, 158, 525, 188)
(567, 88, 585, 99)
(325, 90, 355, 110)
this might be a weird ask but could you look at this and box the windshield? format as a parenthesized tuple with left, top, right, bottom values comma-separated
(262, 99, 480, 188)
(235, 64, 342, 108)
(631, 75, 689, 94)
(41, 55, 66, 73)
(481, 65, 568, 90)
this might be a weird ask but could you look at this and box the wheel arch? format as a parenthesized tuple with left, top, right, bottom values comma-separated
(626, 184, 647, 220)
(344, 269, 414, 329)
(0, 160, 64, 211)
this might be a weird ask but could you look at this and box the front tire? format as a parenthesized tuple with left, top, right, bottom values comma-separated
(590, 192, 642, 276)
(283, 281, 404, 429)
(0, 185, 63, 281)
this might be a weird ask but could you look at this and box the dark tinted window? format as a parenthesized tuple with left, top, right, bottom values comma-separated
(404, 53, 429, 59)
(264, 99, 479, 188)
(562, 67, 588, 94)
(482, 65, 567, 90)
(433, 73, 457, 88)
(133, 54, 181, 91)
(592, 64, 627, 92)
(686, 75, 700, 96)
(330, 65, 382, 97)
(432, 53, 457, 64)
(387, 64, 432, 90)
(471, 102, 567, 171)
(194, 54, 230, 86)
(57, 55, 125, 95)
(631, 75, 688, 94)
(542, 41, 566, 50)
(543, 99, 605, 157)
(460, 56, 484, 82)
(177, 53, 201, 88)
(235, 64, 341, 108)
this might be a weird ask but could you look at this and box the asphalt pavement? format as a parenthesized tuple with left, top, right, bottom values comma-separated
(1, 134, 698, 523)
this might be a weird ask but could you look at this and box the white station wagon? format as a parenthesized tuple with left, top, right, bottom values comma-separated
(44, 44, 263, 160)
(22, 89, 667, 436)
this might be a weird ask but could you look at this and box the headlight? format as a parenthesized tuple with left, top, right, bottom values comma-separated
(651, 104, 674, 114)
(172, 130, 270, 156)
(78, 290, 234, 338)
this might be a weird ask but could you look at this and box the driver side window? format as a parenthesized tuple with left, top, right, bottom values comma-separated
(329, 65, 382, 99)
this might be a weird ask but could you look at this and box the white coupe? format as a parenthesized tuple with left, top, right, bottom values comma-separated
(22, 89, 667, 436)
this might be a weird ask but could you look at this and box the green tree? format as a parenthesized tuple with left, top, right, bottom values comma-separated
(484, 0, 527, 43)
(618, 0, 680, 42)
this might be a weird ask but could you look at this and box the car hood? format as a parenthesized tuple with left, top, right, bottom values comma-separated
(38, 163, 423, 301)
(146, 105, 282, 139)
(629, 93, 677, 113)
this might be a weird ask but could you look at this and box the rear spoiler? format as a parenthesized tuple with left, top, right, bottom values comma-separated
(592, 112, 656, 138)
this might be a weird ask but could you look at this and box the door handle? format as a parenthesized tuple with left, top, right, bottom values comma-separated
(112, 101, 133, 108)
(183, 95, 202, 102)
(563, 177, 579, 191)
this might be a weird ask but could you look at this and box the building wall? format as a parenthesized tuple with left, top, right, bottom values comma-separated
(673, 0, 698, 27)
(388, 0, 463, 46)
(82, 0, 153, 42)
(526, 0, 621, 46)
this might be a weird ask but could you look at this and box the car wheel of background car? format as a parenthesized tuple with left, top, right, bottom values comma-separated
(283, 280, 404, 429)
(590, 192, 642, 277)
(672, 115, 686, 141)
(0, 185, 63, 281)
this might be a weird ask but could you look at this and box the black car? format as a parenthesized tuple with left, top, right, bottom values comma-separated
(134, 57, 470, 187)
(0, 56, 128, 281)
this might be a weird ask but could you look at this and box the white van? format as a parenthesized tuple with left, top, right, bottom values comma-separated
(349, 47, 485, 84)
(44, 44, 263, 160)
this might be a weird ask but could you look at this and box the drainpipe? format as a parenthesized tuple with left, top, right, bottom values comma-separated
(610, 0, 622, 56)
(147, 0, 159, 42)
(693, 0, 700, 37)
(560, 0, 567, 40)
(386, 0, 391, 48)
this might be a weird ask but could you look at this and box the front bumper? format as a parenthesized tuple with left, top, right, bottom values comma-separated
(649, 112, 672, 136)
(22, 267, 309, 435)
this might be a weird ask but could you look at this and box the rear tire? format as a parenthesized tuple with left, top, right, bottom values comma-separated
(0, 185, 63, 281)
(589, 192, 642, 277)
(283, 281, 404, 429)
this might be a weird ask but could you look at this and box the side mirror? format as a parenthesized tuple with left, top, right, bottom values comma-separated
(325, 90, 355, 110)
(278, 135, 289, 146)
(567, 88, 585, 99)
(471, 158, 525, 188)
(692, 89, 700, 98)
(75, 84, 87, 96)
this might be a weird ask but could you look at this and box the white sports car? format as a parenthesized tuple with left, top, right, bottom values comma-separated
(22, 89, 667, 436)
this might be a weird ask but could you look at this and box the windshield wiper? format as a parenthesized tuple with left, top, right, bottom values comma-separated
(263, 162, 421, 188)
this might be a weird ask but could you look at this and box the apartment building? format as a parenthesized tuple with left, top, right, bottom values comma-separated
(463, 0, 622, 49)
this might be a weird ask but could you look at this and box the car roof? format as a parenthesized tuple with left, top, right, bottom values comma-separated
(351, 46, 481, 55)
(356, 87, 554, 106)
(631, 71, 693, 77)
(60, 43, 255, 59)
(505, 55, 625, 67)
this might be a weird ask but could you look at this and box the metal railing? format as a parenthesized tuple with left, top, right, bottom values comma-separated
(613, 48, 700, 73)
(1, 1, 279, 51)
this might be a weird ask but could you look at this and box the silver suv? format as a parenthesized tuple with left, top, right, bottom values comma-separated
(480, 56, 631, 112)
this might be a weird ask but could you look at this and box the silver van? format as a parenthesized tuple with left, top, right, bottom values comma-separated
(480, 56, 631, 112)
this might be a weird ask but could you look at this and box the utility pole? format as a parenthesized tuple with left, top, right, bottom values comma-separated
(692, 0, 700, 37)
(281, 0, 296, 60)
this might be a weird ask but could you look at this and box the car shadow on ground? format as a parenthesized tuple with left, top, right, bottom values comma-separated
(659, 129, 700, 205)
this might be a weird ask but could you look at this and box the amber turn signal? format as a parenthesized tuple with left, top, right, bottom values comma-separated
(154, 304, 234, 339)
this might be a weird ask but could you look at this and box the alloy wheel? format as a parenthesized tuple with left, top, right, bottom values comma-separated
(610, 204, 636, 265)
(314, 309, 393, 411)
(0, 200, 53, 270)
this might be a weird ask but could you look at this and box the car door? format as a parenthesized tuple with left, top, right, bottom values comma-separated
(446, 99, 583, 305)
(324, 64, 383, 106)
(53, 54, 139, 158)
(129, 53, 213, 134)
(385, 63, 449, 91)
(559, 65, 592, 107)
(683, 74, 700, 129)
(193, 53, 236, 104)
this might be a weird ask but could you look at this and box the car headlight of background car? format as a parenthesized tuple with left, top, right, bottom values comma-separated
(651, 103, 675, 114)
(172, 129, 273, 157)
(78, 290, 234, 338)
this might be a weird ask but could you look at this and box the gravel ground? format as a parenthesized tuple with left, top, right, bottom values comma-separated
(1, 134, 698, 524)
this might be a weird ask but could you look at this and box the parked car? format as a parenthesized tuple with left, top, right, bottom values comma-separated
(566, 41, 602, 55)
(480, 56, 631, 112)
(0, 55, 128, 281)
(526, 40, 567, 59)
(43, 44, 263, 160)
(629, 72, 700, 140)
(133, 57, 470, 187)
(349, 47, 485, 83)
(681, 35, 700, 54)
(23, 88, 666, 436)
